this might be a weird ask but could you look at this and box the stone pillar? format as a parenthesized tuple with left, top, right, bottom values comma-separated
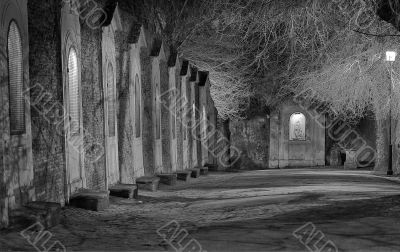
(160, 60, 172, 173)
(140, 50, 155, 176)
(176, 69, 184, 171)
(269, 111, 280, 168)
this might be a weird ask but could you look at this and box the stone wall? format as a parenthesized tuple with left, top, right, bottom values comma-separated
(269, 102, 325, 168)
(175, 62, 184, 171)
(216, 117, 231, 170)
(230, 117, 270, 170)
(80, 12, 106, 190)
(28, 0, 64, 203)
(161, 60, 172, 173)
(116, 31, 135, 183)
(140, 48, 155, 176)
(181, 71, 191, 170)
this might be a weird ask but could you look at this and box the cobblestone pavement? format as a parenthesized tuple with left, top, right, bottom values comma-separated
(2, 168, 400, 251)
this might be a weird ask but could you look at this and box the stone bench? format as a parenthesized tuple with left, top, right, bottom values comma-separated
(205, 164, 218, 171)
(109, 184, 138, 199)
(157, 174, 178, 186)
(136, 176, 160, 192)
(188, 168, 201, 178)
(69, 190, 109, 211)
(9, 202, 61, 229)
(198, 167, 209, 175)
(175, 170, 191, 181)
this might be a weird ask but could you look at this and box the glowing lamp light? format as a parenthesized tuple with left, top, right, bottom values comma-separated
(386, 51, 397, 62)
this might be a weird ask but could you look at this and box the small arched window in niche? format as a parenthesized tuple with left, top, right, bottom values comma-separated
(289, 113, 306, 141)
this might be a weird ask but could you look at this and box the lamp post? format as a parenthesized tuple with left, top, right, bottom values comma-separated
(386, 51, 396, 176)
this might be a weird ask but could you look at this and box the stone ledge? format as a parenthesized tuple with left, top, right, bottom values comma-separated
(188, 168, 201, 178)
(69, 190, 109, 211)
(198, 167, 209, 175)
(157, 174, 178, 186)
(205, 164, 219, 171)
(175, 171, 191, 181)
(9, 202, 62, 229)
(136, 176, 160, 192)
(109, 184, 138, 199)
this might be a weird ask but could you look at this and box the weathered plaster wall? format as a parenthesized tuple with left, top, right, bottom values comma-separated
(269, 102, 325, 168)
(230, 117, 270, 170)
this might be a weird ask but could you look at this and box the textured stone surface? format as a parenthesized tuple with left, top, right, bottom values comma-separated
(188, 168, 201, 178)
(9, 202, 61, 229)
(81, 10, 107, 190)
(69, 190, 109, 211)
(199, 167, 209, 175)
(269, 102, 325, 168)
(344, 150, 358, 170)
(230, 117, 270, 170)
(176, 171, 191, 181)
(141, 49, 156, 176)
(109, 184, 138, 199)
(136, 177, 160, 192)
(205, 164, 219, 172)
(161, 60, 172, 173)
(157, 174, 177, 186)
(28, 0, 65, 204)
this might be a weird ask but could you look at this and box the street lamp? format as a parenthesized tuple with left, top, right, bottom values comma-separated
(386, 51, 396, 176)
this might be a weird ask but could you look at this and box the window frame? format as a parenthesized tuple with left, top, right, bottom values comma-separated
(67, 46, 81, 136)
(7, 19, 25, 136)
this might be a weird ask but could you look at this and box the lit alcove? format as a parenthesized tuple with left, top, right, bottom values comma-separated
(289, 112, 306, 141)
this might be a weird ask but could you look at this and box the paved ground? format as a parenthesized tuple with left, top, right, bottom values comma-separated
(2, 168, 400, 251)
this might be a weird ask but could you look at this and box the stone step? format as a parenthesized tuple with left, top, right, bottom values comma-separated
(9, 202, 62, 229)
(157, 174, 178, 186)
(205, 164, 219, 171)
(198, 167, 209, 175)
(69, 190, 109, 211)
(109, 184, 138, 199)
(175, 170, 191, 181)
(188, 168, 201, 178)
(136, 176, 160, 192)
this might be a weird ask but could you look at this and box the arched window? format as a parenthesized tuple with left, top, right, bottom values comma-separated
(8, 21, 25, 135)
(135, 74, 141, 138)
(68, 48, 80, 135)
(107, 63, 116, 137)
(289, 113, 306, 141)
